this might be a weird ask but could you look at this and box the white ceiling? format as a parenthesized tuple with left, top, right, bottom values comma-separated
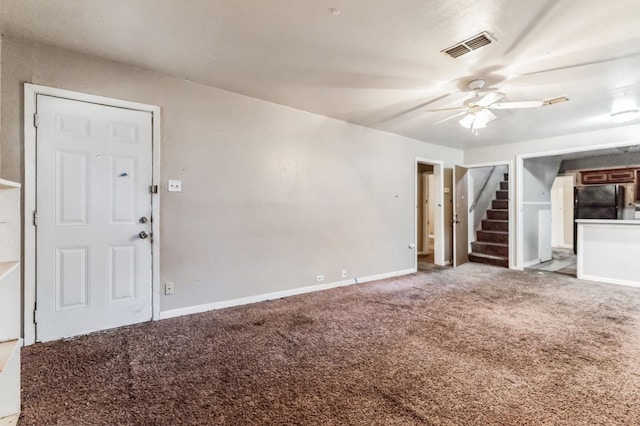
(1, 0, 640, 149)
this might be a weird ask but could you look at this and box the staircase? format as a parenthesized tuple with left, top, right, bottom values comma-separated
(469, 173, 509, 268)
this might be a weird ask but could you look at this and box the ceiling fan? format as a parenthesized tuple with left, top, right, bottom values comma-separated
(429, 79, 568, 133)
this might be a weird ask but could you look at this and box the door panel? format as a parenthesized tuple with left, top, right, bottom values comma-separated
(453, 165, 469, 267)
(56, 247, 89, 309)
(56, 151, 90, 225)
(36, 95, 153, 342)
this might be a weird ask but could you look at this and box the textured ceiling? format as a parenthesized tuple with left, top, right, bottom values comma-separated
(1, 0, 640, 148)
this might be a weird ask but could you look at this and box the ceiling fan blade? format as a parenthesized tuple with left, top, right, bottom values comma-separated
(477, 92, 505, 106)
(434, 111, 469, 125)
(490, 101, 544, 109)
(428, 107, 469, 112)
(522, 51, 640, 77)
(378, 93, 452, 123)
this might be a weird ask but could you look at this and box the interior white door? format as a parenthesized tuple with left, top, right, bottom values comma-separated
(36, 95, 153, 342)
(453, 165, 469, 267)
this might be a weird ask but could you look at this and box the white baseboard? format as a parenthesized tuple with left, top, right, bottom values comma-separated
(577, 274, 640, 288)
(158, 268, 417, 321)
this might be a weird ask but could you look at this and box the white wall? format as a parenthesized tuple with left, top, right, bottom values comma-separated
(0, 36, 463, 315)
(522, 157, 562, 265)
(465, 125, 640, 165)
(468, 165, 508, 235)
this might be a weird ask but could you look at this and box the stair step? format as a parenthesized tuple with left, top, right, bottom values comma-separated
(482, 219, 509, 232)
(469, 252, 509, 268)
(500, 181, 508, 190)
(471, 241, 509, 257)
(504, 173, 509, 181)
(496, 190, 509, 200)
(492, 199, 508, 210)
(487, 209, 508, 220)
(477, 230, 509, 244)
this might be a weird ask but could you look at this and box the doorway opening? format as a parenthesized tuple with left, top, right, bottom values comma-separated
(526, 175, 576, 276)
(519, 144, 640, 275)
(453, 162, 513, 269)
(415, 158, 446, 272)
(417, 164, 436, 270)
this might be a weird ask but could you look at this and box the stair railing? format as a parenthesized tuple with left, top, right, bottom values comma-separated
(469, 166, 496, 213)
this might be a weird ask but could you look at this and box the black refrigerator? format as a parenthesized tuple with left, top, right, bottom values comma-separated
(573, 184, 625, 253)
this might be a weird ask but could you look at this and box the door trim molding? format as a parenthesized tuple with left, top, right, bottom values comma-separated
(23, 83, 161, 345)
(414, 157, 445, 268)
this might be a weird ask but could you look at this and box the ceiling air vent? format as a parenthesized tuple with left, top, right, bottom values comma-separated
(442, 32, 494, 59)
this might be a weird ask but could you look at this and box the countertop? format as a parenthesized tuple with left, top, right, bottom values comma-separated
(575, 219, 640, 225)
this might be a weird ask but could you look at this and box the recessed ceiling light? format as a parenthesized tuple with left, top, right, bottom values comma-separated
(329, 8, 341, 16)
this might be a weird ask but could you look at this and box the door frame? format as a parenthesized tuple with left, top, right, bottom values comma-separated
(415, 157, 445, 267)
(23, 84, 161, 346)
(463, 161, 514, 269)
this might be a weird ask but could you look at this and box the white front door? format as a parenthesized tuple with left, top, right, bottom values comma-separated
(36, 95, 153, 342)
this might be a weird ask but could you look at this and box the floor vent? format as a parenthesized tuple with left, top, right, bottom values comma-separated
(443, 32, 494, 58)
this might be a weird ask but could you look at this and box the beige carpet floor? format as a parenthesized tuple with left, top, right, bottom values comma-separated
(20, 263, 640, 425)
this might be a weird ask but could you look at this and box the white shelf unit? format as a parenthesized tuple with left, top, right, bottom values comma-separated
(0, 179, 21, 425)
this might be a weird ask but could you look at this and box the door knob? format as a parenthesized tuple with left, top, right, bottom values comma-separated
(139, 231, 149, 239)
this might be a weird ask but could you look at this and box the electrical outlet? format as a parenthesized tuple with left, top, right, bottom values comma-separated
(341, 270, 347, 279)
(168, 180, 182, 192)
(165, 282, 175, 295)
(316, 275, 324, 282)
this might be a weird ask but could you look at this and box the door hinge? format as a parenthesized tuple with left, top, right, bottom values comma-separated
(33, 113, 39, 128)
(33, 210, 38, 226)
(149, 185, 158, 194)
(33, 303, 38, 324)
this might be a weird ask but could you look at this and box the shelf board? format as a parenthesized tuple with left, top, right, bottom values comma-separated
(0, 262, 19, 283)
(0, 340, 19, 375)
(0, 180, 20, 190)
(0, 413, 19, 426)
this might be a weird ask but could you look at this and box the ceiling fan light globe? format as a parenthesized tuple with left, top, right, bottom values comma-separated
(473, 110, 493, 127)
(459, 114, 475, 128)
(472, 121, 487, 130)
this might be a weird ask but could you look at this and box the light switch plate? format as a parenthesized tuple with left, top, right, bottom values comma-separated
(168, 180, 182, 192)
